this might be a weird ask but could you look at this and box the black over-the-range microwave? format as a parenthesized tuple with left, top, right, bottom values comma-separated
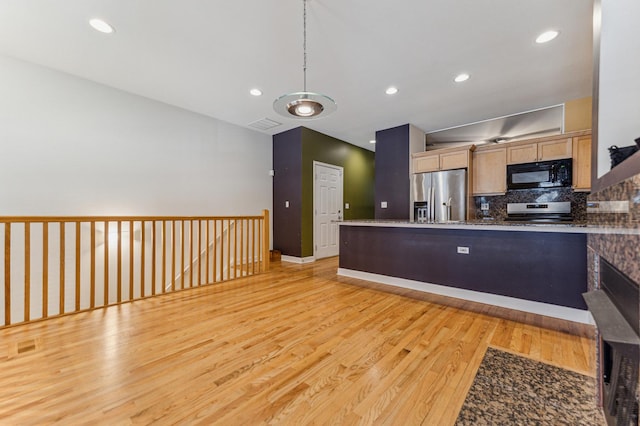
(506, 158, 572, 190)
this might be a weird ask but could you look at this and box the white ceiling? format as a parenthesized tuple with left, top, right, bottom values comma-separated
(0, 0, 593, 151)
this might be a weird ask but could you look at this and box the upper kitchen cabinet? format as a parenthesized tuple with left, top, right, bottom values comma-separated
(375, 124, 424, 220)
(412, 145, 474, 173)
(572, 134, 592, 191)
(506, 137, 572, 164)
(472, 146, 507, 195)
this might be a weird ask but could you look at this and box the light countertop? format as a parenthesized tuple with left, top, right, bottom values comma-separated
(337, 219, 635, 234)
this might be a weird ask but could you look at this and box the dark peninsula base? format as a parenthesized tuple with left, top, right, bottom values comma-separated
(339, 225, 588, 314)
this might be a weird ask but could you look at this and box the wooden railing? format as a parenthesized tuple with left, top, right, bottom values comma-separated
(1, 210, 270, 328)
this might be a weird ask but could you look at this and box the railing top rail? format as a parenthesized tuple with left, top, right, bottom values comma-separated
(0, 215, 265, 223)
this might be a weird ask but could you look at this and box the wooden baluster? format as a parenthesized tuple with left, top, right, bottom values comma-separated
(129, 220, 134, 300)
(213, 220, 218, 283)
(238, 219, 245, 277)
(75, 222, 80, 311)
(197, 220, 201, 286)
(141, 221, 146, 297)
(251, 218, 255, 275)
(226, 220, 231, 281)
(90, 221, 96, 309)
(262, 210, 270, 272)
(59, 222, 65, 315)
(117, 221, 122, 303)
(43, 222, 49, 317)
(186, 220, 193, 287)
(232, 219, 237, 279)
(171, 220, 176, 291)
(161, 220, 166, 293)
(206, 220, 210, 284)
(258, 217, 262, 272)
(24, 223, 30, 322)
(181, 220, 185, 290)
(151, 221, 156, 296)
(103, 221, 109, 307)
(4, 223, 11, 326)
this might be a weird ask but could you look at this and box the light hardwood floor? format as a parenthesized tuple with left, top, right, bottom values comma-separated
(0, 257, 595, 425)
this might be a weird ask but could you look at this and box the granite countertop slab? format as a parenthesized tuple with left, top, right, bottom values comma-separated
(337, 219, 637, 235)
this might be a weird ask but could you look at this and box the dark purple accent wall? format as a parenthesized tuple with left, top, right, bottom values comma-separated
(339, 225, 588, 309)
(273, 127, 303, 257)
(375, 124, 410, 219)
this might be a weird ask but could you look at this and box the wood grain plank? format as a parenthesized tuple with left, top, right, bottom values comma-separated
(0, 257, 595, 425)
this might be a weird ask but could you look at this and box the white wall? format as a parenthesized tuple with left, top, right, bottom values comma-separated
(597, 0, 640, 177)
(0, 55, 273, 325)
(0, 54, 272, 216)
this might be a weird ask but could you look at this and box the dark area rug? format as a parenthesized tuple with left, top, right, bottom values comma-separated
(456, 347, 604, 425)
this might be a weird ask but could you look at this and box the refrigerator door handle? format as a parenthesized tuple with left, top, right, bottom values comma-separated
(430, 187, 435, 222)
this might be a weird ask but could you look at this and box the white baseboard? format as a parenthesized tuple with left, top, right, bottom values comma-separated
(337, 268, 595, 325)
(281, 255, 316, 264)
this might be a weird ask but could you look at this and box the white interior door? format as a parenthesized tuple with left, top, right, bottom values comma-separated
(314, 162, 343, 259)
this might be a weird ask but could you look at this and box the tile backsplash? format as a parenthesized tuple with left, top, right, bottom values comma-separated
(473, 188, 588, 222)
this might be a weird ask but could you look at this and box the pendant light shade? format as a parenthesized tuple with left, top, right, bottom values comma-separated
(274, 92, 337, 119)
(274, 0, 336, 120)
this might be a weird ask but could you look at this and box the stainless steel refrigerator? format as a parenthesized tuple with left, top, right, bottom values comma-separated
(412, 169, 467, 222)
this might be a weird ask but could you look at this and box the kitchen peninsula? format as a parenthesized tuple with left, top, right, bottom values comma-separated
(338, 220, 593, 324)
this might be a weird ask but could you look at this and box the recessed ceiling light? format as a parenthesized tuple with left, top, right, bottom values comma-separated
(536, 30, 559, 44)
(250, 88, 263, 96)
(89, 18, 114, 34)
(454, 73, 470, 83)
(385, 87, 399, 95)
(369, 139, 376, 144)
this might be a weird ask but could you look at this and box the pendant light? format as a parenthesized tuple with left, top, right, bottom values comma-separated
(274, 0, 336, 119)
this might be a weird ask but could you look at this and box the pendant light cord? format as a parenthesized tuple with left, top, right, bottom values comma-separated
(303, 0, 307, 92)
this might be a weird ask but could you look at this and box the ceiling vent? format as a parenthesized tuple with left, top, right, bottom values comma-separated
(248, 118, 282, 131)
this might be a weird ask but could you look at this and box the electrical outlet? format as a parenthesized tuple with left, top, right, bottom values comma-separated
(457, 246, 470, 254)
(481, 203, 489, 211)
(381, 201, 388, 208)
(345, 203, 350, 209)
(285, 201, 289, 208)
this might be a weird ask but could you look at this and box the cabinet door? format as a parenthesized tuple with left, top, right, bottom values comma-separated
(439, 150, 468, 170)
(539, 138, 572, 161)
(572, 135, 592, 191)
(507, 143, 538, 164)
(413, 154, 440, 173)
(472, 147, 507, 195)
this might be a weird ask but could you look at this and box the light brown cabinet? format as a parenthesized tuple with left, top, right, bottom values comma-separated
(412, 147, 472, 173)
(439, 150, 469, 170)
(572, 135, 592, 191)
(506, 138, 572, 164)
(472, 147, 507, 195)
(413, 153, 440, 173)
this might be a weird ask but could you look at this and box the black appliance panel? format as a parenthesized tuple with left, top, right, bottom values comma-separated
(507, 158, 572, 190)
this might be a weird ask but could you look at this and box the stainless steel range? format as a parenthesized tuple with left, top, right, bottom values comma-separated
(505, 201, 572, 223)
